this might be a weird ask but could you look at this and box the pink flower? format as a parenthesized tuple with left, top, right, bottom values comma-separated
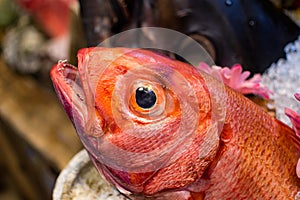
(285, 93, 300, 138)
(295, 93, 300, 101)
(296, 159, 300, 179)
(197, 63, 272, 99)
(285, 94, 300, 179)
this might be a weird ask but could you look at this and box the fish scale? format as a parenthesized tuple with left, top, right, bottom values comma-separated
(203, 87, 300, 199)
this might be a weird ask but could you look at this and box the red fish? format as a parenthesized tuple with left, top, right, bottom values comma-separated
(50, 47, 300, 199)
(15, 0, 75, 38)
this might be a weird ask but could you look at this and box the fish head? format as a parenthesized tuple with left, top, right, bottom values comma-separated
(50, 47, 225, 195)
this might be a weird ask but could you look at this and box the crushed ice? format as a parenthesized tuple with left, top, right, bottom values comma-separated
(262, 36, 300, 126)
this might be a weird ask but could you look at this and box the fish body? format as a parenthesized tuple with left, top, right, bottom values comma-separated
(50, 47, 300, 199)
(204, 88, 300, 199)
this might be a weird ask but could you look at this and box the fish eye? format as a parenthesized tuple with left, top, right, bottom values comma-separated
(135, 87, 157, 109)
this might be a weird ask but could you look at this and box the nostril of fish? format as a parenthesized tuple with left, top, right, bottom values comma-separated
(76, 93, 84, 102)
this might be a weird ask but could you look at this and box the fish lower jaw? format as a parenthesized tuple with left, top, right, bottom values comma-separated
(50, 62, 87, 130)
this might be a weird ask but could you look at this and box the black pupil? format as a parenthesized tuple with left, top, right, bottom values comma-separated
(135, 87, 157, 109)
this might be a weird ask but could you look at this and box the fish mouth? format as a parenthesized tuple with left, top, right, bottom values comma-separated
(50, 61, 87, 130)
(50, 60, 144, 193)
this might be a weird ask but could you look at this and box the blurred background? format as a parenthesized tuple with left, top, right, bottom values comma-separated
(0, 0, 300, 199)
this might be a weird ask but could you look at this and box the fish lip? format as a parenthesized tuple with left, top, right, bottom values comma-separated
(50, 61, 86, 130)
